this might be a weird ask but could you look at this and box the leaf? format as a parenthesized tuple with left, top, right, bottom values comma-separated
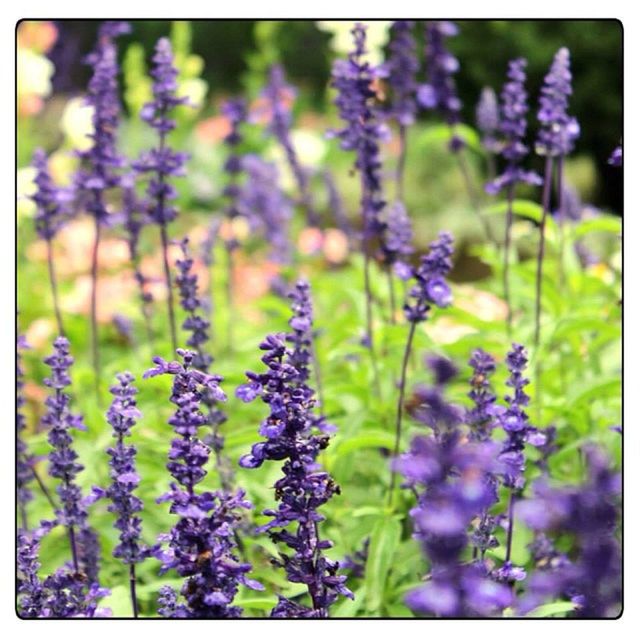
(364, 516, 402, 613)
(484, 199, 544, 223)
(418, 123, 482, 153)
(100, 585, 132, 617)
(332, 586, 364, 618)
(573, 216, 621, 238)
(333, 431, 396, 458)
(569, 377, 621, 408)
(526, 601, 576, 618)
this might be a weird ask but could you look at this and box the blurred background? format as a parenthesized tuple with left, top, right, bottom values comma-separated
(18, 19, 622, 212)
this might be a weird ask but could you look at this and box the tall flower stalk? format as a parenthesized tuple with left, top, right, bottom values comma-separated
(330, 23, 387, 388)
(534, 48, 579, 350)
(32, 149, 68, 336)
(237, 334, 351, 617)
(418, 21, 496, 245)
(135, 37, 189, 355)
(175, 238, 229, 488)
(76, 21, 129, 392)
(476, 87, 500, 179)
(144, 350, 261, 618)
(263, 64, 320, 228)
(389, 232, 454, 501)
(486, 58, 541, 334)
(385, 20, 418, 201)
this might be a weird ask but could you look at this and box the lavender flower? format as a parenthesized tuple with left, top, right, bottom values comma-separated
(418, 21, 464, 151)
(385, 21, 418, 127)
(144, 350, 260, 618)
(486, 59, 542, 195)
(17, 521, 54, 617)
(382, 201, 414, 279)
(476, 87, 500, 154)
(340, 538, 370, 580)
(262, 64, 320, 227)
(76, 21, 129, 388)
(466, 348, 500, 442)
(395, 380, 511, 617)
(18, 335, 35, 529)
(134, 37, 190, 354)
(518, 447, 621, 617)
(608, 145, 622, 167)
(238, 154, 293, 263)
(404, 231, 455, 323)
(536, 48, 580, 158)
(237, 334, 351, 617)
(42, 337, 89, 573)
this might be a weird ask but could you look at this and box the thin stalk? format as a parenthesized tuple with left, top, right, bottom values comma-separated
(31, 463, 58, 511)
(89, 215, 101, 398)
(387, 269, 397, 325)
(455, 148, 498, 247)
(20, 504, 28, 531)
(388, 320, 417, 505)
(129, 563, 139, 618)
(505, 490, 516, 563)
(225, 242, 234, 353)
(395, 124, 408, 201)
(534, 157, 555, 349)
(503, 183, 516, 336)
(46, 239, 65, 337)
(68, 523, 79, 574)
(160, 223, 177, 355)
(363, 252, 381, 397)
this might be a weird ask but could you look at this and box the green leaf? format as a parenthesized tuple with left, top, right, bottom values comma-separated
(332, 586, 364, 618)
(569, 377, 621, 408)
(101, 585, 132, 618)
(332, 431, 396, 458)
(364, 516, 402, 613)
(484, 199, 544, 223)
(418, 123, 482, 153)
(526, 601, 576, 618)
(573, 216, 621, 238)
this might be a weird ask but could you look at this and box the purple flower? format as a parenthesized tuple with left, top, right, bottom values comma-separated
(76, 21, 129, 222)
(339, 538, 370, 580)
(608, 144, 622, 167)
(17, 335, 35, 526)
(32, 149, 69, 241)
(285, 279, 315, 385)
(518, 447, 621, 618)
(261, 64, 320, 227)
(17, 521, 54, 617)
(330, 23, 387, 241)
(476, 87, 500, 154)
(237, 333, 350, 617)
(238, 154, 293, 263)
(536, 48, 580, 158)
(145, 350, 258, 617)
(383, 201, 414, 274)
(384, 21, 419, 127)
(466, 349, 500, 442)
(417, 21, 464, 151)
(323, 170, 354, 241)
(404, 231, 455, 323)
(486, 59, 542, 195)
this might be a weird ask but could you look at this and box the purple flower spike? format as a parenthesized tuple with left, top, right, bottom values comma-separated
(385, 21, 419, 127)
(466, 349, 500, 442)
(476, 87, 500, 154)
(17, 335, 36, 528)
(418, 21, 464, 150)
(404, 231, 455, 323)
(608, 145, 622, 167)
(147, 350, 259, 618)
(486, 58, 542, 195)
(238, 333, 350, 617)
(536, 47, 580, 158)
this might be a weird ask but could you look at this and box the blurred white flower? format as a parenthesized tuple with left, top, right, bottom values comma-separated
(316, 21, 391, 65)
(61, 97, 94, 151)
(17, 48, 54, 98)
(17, 167, 37, 219)
(291, 129, 328, 168)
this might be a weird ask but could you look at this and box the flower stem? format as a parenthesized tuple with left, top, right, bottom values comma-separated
(388, 320, 416, 505)
(90, 216, 101, 398)
(503, 183, 515, 336)
(160, 222, 177, 355)
(534, 156, 555, 350)
(68, 523, 80, 574)
(363, 252, 381, 397)
(505, 490, 516, 563)
(46, 239, 65, 337)
(129, 563, 139, 618)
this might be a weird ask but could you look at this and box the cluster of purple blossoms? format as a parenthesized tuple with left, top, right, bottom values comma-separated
(384, 21, 419, 128)
(518, 447, 621, 617)
(498, 344, 545, 490)
(404, 231, 455, 323)
(285, 279, 315, 384)
(221, 98, 247, 250)
(76, 21, 130, 221)
(330, 23, 387, 241)
(17, 335, 35, 528)
(394, 371, 511, 617)
(237, 333, 351, 617)
(466, 349, 500, 442)
(418, 21, 465, 151)
(536, 48, 580, 158)
(42, 338, 91, 569)
(383, 201, 414, 278)
(238, 154, 293, 263)
(32, 149, 68, 241)
(262, 64, 320, 227)
(135, 37, 189, 226)
(144, 350, 260, 617)
(486, 59, 542, 195)
(476, 87, 500, 154)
